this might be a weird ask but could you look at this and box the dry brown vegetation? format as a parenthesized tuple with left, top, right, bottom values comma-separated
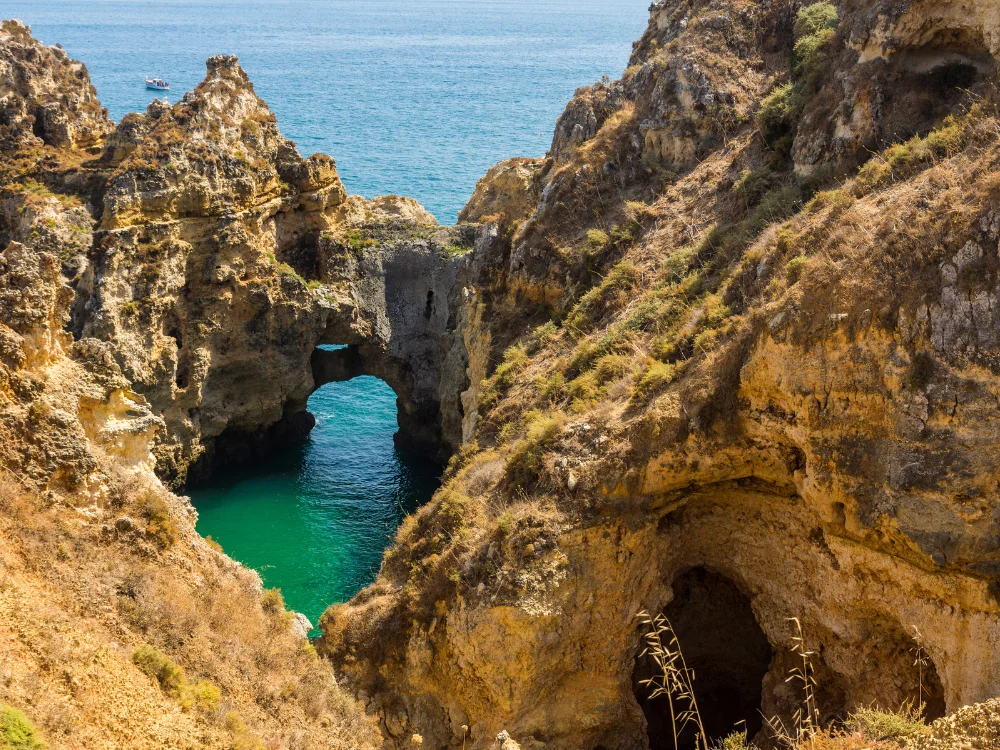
(0, 474, 378, 749)
(638, 613, 931, 750)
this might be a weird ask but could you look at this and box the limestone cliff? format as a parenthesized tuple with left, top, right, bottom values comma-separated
(0, 22, 384, 749)
(318, 1, 1000, 749)
(6, 4, 1000, 750)
(60, 54, 482, 483)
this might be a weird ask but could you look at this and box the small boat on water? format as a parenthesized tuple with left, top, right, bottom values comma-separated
(145, 77, 170, 91)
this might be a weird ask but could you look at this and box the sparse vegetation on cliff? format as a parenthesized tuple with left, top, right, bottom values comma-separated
(0, 705, 47, 750)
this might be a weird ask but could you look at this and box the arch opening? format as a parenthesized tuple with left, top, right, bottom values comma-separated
(634, 567, 772, 750)
(189, 357, 440, 624)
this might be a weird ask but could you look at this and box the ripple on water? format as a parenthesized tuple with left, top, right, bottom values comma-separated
(190, 376, 440, 627)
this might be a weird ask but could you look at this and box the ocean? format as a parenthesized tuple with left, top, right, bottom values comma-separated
(7, 0, 648, 222)
(5, 0, 648, 626)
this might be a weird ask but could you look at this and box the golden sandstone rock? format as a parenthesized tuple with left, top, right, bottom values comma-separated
(5, 1, 1000, 748)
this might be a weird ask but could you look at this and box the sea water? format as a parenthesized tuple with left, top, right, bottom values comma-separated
(6, 0, 648, 624)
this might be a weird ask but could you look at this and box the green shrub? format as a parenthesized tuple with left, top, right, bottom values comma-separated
(132, 645, 185, 695)
(506, 412, 565, 487)
(632, 360, 676, 401)
(732, 167, 774, 207)
(846, 702, 926, 741)
(743, 186, 803, 239)
(757, 82, 796, 136)
(786, 254, 809, 284)
(692, 327, 721, 354)
(794, 2, 838, 38)
(480, 345, 530, 409)
(0, 705, 46, 750)
(757, 3, 838, 143)
(855, 115, 969, 195)
(441, 243, 470, 257)
(586, 228, 610, 249)
(594, 353, 633, 383)
(795, 26, 837, 82)
(526, 321, 559, 354)
(494, 345, 529, 388)
(567, 261, 643, 331)
(536, 371, 566, 401)
(140, 492, 177, 548)
(567, 371, 600, 403)
(260, 588, 286, 614)
(497, 420, 523, 445)
(344, 230, 376, 250)
(807, 188, 854, 216)
(793, 3, 839, 87)
(182, 680, 221, 714)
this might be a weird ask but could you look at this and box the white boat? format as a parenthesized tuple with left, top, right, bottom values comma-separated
(145, 77, 170, 91)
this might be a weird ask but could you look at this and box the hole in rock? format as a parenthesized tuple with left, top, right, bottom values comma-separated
(188, 346, 440, 627)
(634, 567, 772, 750)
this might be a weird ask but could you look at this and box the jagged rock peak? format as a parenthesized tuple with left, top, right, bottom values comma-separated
(206, 53, 242, 75)
(0, 18, 111, 150)
(98, 50, 346, 228)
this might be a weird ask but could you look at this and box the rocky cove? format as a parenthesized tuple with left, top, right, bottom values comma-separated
(5, 1, 1000, 749)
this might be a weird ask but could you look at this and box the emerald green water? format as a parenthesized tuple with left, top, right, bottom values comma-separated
(190, 375, 440, 627)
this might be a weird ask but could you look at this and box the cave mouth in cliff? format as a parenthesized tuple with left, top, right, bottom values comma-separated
(633, 567, 772, 750)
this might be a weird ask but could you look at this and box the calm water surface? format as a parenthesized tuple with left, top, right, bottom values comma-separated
(7, 0, 648, 222)
(6, 0, 647, 621)
(192, 377, 439, 626)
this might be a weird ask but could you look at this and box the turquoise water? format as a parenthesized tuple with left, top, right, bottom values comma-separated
(192, 376, 440, 626)
(6, 0, 648, 619)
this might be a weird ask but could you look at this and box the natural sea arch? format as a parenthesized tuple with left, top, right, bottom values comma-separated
(189, 358, 440, 628)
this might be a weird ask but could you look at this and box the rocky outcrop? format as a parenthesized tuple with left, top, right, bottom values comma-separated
(57, 54, 486, 483)
(0, 20, 111, 150)
(0, 28, 380, 750)
(318, 1, 1000, 749)
(312, 218, 489, 461)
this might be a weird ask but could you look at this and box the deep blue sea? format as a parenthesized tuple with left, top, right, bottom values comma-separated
(5, 0, 648, 625)
(7, 0, 648, 222)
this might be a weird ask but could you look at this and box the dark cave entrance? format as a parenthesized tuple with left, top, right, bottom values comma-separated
(633, 568, 773, 750)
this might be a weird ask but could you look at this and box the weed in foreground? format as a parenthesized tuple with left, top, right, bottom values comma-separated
(638, 610, 710, 750)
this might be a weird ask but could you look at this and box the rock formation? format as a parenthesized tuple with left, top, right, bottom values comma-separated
(5, 2, 1000, 750)
(57, 52, 484, 483)
(317, 1, 1000, 748)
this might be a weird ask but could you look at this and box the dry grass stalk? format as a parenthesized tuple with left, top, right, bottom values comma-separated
(910, 626, 928, 713)
(765, 617, 821, 747)
(637, 610, 710, 750)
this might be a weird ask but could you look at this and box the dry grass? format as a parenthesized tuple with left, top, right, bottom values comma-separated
(637, 614, 930, 750)
(638, 611, 710, 750)
(0, 472, 380, 750)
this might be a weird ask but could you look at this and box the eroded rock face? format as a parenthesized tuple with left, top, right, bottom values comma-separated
(312, 220, 489, 462)
(61, 55, 483, 483)
(317, 1, 1000, 748)
(0, 20, 111, 150)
